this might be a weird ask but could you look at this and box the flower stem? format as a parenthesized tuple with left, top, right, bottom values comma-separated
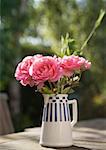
(48, 81, 53, 90)
(81, 9, 105, 51)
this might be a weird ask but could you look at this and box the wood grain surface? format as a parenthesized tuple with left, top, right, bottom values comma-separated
(0, 119, 106, 150)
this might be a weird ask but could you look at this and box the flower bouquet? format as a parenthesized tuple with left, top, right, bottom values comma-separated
(15, 53, 91, 94)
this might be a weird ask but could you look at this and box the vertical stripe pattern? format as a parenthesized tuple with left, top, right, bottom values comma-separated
(63, 103, 67, 121)
(54, 103, 57, 121)
(59, 103, 62, 121)
(46, 103, 49, 122)
(67, 103, 70, 121)
(50, 103, 52, 122)
(42, 96, 70, 122)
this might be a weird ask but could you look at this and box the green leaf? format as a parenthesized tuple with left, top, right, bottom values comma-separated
(81, 9, 105, 51)
(73, 49, 82, 56)
(41, 87, 53, 94)
(95, 9, 105, 28)
(62, 87, 74, 94)
(60, 33, 78, 56)
(66, 48, 71, 55)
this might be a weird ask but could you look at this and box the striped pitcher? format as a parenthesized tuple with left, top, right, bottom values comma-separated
(40, 94, 78, 147)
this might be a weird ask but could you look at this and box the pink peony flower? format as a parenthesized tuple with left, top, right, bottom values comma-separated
(29, 56, 62, 87)
(33, 54, 43, 59)
(15, 56, 35, 86)
(84, 60, 91, 69)
(60, 55, 77, 76)
(77, 57, 91, 70)
(15, 54, 91, 89)
(60, 55, 91, 76)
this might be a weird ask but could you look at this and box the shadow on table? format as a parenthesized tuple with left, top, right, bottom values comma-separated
(44, 145, 91, 150)
(1, 135, 91, 150)
(0, 145, 91, 150)
(75, 119, 106, 130)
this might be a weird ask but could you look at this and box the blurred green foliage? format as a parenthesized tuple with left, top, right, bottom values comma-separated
(0, 0, 106, 130)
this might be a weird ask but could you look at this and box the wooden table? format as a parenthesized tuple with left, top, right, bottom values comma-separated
(0, 119, 106, 150)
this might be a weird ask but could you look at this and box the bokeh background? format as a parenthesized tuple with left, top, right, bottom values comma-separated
(0, 0, 106, 132)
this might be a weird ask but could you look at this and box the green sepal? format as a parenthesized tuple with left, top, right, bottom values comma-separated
(41, 87, 53, 94)
(62, 87, 74, 94)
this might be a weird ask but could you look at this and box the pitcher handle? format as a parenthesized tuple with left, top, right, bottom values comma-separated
(68, 99, 77, 127)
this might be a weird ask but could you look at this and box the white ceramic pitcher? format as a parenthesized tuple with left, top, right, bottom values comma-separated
(40, 94, 78, 147)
